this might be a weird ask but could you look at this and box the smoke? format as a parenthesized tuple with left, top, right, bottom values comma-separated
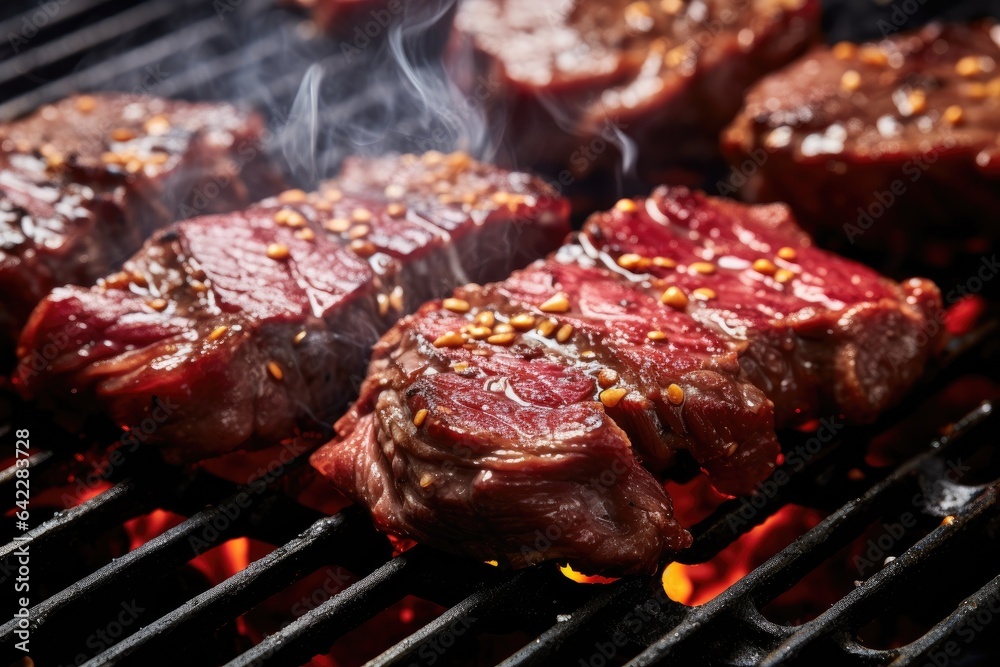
(275, 0, 497, 187)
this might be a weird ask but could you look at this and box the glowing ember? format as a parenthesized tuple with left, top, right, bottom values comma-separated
(662, 506, 824, 607)
(558, 564, 617, 585)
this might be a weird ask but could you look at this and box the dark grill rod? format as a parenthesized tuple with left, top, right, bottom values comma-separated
(624, 400, 996, 667)
(0, 0, 197, 88)
(368, 566, 573, 667)
(0, 0, 126, 49)
(888, 573, 1000, 666)
(225, 550, 417, 667)
(0, 449, 54, 489)
(82, 510, 388, 667)
(759, 483, 1000, 666)
(0, 478, 147, 566)
(0, 486, 266, 661)
(0, 14, 225, 121)
(497, 577, 670, 667)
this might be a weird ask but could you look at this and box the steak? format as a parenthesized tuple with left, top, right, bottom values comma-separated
(312, 186, 943, 574)
(16, 152, 570, 462)
(452, 0, 821, 181)
(723, 21, 1000, 257)
(0, 94, 285, 355)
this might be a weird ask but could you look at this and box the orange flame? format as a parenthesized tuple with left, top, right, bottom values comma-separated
(662, 505, 824, 606)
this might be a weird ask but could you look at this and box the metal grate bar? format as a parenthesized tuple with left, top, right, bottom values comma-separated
(760, 483, 1000, 666)
(497, 577, 669, 667)
(0, 14, 227, 121)
(0, 485, 277, 660)
(0, 478, 147, 566)
(888, 573, 1000, 666)
(82, 510, 388, 666)
(225, 550, 418, 667)
(0, 0, 205, 88)
(624, 400, 997, 666)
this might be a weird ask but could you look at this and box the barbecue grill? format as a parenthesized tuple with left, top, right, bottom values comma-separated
(4, 0, 1000, 665)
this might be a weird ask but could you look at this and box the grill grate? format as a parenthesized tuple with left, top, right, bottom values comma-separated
(3, 0, 1000, 665)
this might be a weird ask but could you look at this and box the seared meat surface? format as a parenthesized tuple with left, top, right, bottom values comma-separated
(16, 152, 570, 462)
(312, 187, 943, 574)
(0, 94, 284, 354)
(453, 0, 821, 179)
(724, 21, 1000, 254)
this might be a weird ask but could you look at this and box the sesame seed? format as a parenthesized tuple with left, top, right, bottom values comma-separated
(384, 184, 406, 199)
(144, 115, 171, 135)
(617, 253, 645, 271)
(111, 127, 136, 142)
(774, 269, 795, 284)
(324, 218, 351, 233)
(858, 46, 888, 67)
(944, 105, 964, 126)
(413, 408, 429, 426)
(580, 350, 597, 359)
(942, 515, 956, 526)
(509, 313, 536, 331)
(267, 361, 284, 381)
(777, 246, 798, 261)
(539, 293, 571, 313)
(647, 330, 668, 342)
(467, 326, 493, 340)
(965, 82, 988, 99)
(351, 208, 373, 223)
(324, 188, 343, 202)
(956, 56, 983, 77)
(278, 189, 308, 204)
(660, 285, 689, 309)
(452, 361, 470, 372)
(387, 202, 407, 218)
(294, 330, 308, 345)
(377, 293, 390, 316)
(907, 90, 927, 115)
(147, 298, 168, 312)
(349, 240, 377, 257)
(597, 369, 619, 388)
(487, 332, 517, 346)
(753, 258, 777, 276)
(536, 319, 558, 338)
(285, 211, 307, 228)
(419, 473, 434, 488)
(433, 331, 466, 348)
(447, 151, 471, 169)
(614, 199, 638, 213)
(443, 298, 471, 314)
(556, 324, 574, 343)
(692, 287, 716, 301)
(75, 95, 96, 113)
(725, 443, 739, 457)
(666, 383, 684, 405)
(652, 256, 677, 268)
(266, 243, 290, 260)
(475, 311, 496, 328)
(600, 387, 628, 408)
(840, 70, 861, 92)
(125, 159, 143, 174)
(690, 261, 716, 275)
(492, 323, 514, 334)
(422, 150, 444, 166)
(295, 228, 315, 241)
(347, 224, 370, 240)
(832, 42, 856, 61)
(208, 325, 228, 341)
(389, 286, 404, 312)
